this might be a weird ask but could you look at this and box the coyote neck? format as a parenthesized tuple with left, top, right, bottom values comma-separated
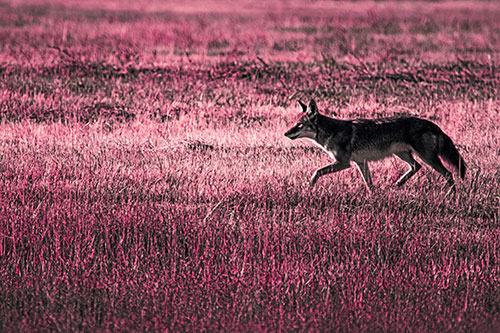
(314, 115, 350, 147)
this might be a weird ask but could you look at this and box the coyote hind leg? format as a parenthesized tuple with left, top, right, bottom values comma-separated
(417, 152, 454, 187)
(395, 151, 422, 186)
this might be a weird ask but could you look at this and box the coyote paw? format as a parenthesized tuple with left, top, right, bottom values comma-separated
(310, 174, 319, 187)
(444, 183, 456, 197)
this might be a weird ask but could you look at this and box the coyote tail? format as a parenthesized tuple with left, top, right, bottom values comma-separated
(439, 134, 466, 180)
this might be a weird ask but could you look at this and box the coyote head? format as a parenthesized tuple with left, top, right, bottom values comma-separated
(284, 99, 319, 140)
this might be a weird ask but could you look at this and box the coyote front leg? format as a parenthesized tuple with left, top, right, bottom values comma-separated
(310, 162, 350, 187)
(355, 161, 374, 192)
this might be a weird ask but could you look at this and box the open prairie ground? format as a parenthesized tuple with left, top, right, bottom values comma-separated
(1, 0, 500, 331)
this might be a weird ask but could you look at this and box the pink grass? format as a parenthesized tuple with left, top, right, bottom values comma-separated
(1, 0, 500, 331)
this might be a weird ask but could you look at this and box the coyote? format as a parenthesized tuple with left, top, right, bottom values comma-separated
(284, 99, 466, 191)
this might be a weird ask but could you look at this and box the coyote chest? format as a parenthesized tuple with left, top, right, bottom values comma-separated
(310, 139, 337, 160)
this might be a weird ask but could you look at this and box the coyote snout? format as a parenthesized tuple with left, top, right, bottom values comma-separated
(285, 99, 466, 191)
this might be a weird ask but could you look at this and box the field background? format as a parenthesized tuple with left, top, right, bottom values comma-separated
(1, 0, 500, 331)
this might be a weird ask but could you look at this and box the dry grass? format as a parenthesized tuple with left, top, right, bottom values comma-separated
(1, 0, 500, 331)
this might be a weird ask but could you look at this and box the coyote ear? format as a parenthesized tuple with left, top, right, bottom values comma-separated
(298, 100, 307, 112)
(308, 99, 319, 115)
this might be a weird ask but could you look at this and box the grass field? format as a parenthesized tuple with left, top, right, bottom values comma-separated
(1, 0, 500, 331)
